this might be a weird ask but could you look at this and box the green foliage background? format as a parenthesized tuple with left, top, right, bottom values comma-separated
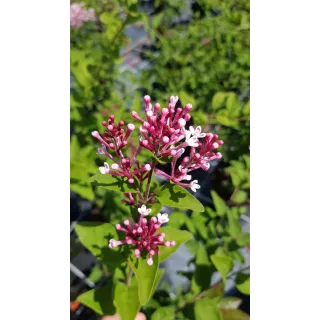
(70, 0, 250, 319)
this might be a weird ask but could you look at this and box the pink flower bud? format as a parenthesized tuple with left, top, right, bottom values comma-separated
(127, 123, 135, 131)
(162, 136, 169, 143)
(91, 131, 100, 138)
(161, 108, 169, 115)
(144, 164, 151, 171)
(144, 95, 151, 104)
(213, 142, 219, 149)
(178, 118, 186, 128)
(147, 258, 153, 265)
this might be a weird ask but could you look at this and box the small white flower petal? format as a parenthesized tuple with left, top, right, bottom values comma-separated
(157, 213, 169, 224)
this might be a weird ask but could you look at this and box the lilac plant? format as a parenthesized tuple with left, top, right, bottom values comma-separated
(91, 95, 223, 265)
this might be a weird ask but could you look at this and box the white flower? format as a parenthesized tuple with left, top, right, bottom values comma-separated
(138, 205, 152, 216)
(190, 180, 200, 193)
(99, 162, 110, 174)
(97, 145, 106, 155)
(109, 239, 121, 248)
(183, 128, 199, 147)
(189, 126, 206, 138)
(180, 174, 192, 181)
(170, 95, 179, 105)
(157, 213, 169, 224)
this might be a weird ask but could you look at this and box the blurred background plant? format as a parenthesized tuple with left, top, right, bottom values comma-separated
(70, 1, 250, 319)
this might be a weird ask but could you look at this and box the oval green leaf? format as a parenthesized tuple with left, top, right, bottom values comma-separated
(157, 227, 193, 262)
(157, 184, 204, 212)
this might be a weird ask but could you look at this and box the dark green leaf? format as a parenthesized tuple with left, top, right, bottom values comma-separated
(157, 184, 204, 212)
(235, 273, 250, 295)
(89, 173, 138, 193)
(77, 282, 116, 316)
(114, 280, 140, 320)
(151, 306, 175, 320)
(192, 244, 213, 293)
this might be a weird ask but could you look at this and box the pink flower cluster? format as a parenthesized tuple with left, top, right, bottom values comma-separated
(92, 115, 152, 185)
(132, 95, 224, 192)
(91, 94, 223, 203)
(70, 3, 96, 29)
(109, 206, 175, 266)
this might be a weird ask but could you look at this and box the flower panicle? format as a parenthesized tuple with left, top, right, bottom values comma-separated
(91, 95, 223, 202)
(109, 206, 174, 266)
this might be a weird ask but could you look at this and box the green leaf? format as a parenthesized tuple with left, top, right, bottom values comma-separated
(89, 173, 138, 193)
(150, 202, 163, 216)
(75, 222, 125, 270)
(216, 110, 238, 128)
(77, 282, 116, 316)
(218, 297, 242, 310)
(236, 233, 250, 247)
(157, 227, 193, 262)
(128, 254, 159, 305)
(212, 92, 228, 111)
(70, 182, 95, 201)
(211, 190, 228, 216)
(168, 212, 187, 228)
(210, 249, 234, 282)
(203, 280, 225, 299)
(243, 101, 250, 116)
(231, 190, 247, 204)
(150, 269, 165, 298)
(185, 239, 199, 255)
(195, 298, 221, 320)
(114, 281, 140, 320)
(220, 309, 250, 320)
(192, 244, 213, 293)
(235, 273, 250, 295)
(87, 264, 103, 284)
(227, 208, 242, 238)
(151, 306, 175, 320)
(157, 184, 204, 212)
(152, 13, 164, 29)
(226, 93, 240, 118)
